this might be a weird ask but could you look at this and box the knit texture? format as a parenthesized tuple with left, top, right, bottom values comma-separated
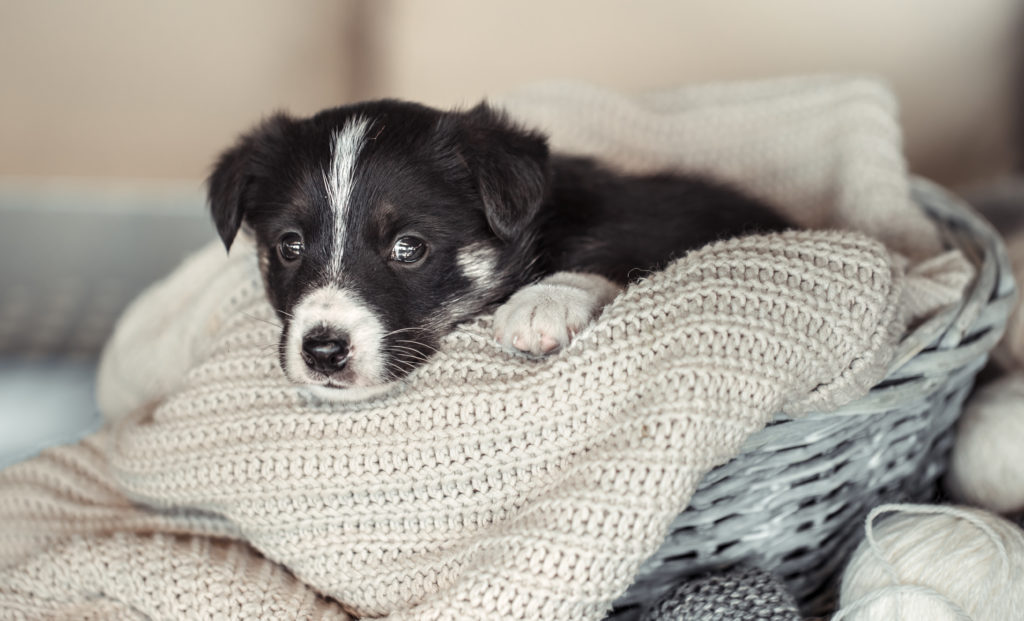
(496, 77, 940, 263)
(0, 77, 973, 619)
(1, 229, 904, 619)
(497, 78, 978, 326)
(2, 533, 350, 620)
(638, 566, 802, 621)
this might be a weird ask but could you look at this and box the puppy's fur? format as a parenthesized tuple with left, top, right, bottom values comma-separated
(208, 100, 788, 399)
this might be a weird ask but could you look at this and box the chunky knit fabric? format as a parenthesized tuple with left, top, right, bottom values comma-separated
(1, 230, 906, 619)
(0, 77, 973, 620)
(496, 77, 941, 263)
(3, 533, 350, 620)
(638, 566, 802, 621)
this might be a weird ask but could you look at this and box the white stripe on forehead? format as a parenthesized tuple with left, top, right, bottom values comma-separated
(325, 115, 372, 276)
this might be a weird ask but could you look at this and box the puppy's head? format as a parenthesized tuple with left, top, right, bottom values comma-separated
(207, 100, 548, 397)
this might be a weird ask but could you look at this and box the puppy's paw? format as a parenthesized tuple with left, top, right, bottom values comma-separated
(493, 272, 622, 356)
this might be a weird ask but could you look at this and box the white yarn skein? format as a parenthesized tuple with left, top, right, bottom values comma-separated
(832, 504, 1024, 621)
(944, 372, 1024, 514)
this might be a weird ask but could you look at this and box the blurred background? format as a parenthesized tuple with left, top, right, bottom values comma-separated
(1, 0, 1023, 465)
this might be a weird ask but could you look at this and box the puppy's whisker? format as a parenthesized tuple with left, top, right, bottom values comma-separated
(385, 356, 417, 370)
(240, 311, 283, 329)
(388, 342, 430, 354)
(387, 341, 435, 356)
(383, 360, 416, 380)
(392, 338, 440, 353)
(391, 344, 444, 362)
(258, 342, 283, 356)
(386, 349, 432, 365)
(383, 326, 430, 338)
(393, 357, 421, 372)
(391, 355, 431, 368)
(389, 347, 417, 361)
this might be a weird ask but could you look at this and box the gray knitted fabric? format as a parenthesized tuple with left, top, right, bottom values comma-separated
(639, 566, 802, 621)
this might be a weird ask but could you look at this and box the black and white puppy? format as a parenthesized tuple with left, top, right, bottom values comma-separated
(208, 100, 788, 399)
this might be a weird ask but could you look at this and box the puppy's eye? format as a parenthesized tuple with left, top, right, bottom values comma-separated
(278, 232, 305, 262)
(390, 236, 427, 263)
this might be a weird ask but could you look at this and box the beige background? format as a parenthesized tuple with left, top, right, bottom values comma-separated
(1, 0, 1022, 187)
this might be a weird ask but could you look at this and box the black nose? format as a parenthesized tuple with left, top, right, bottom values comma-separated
(301, 331, 350, 375)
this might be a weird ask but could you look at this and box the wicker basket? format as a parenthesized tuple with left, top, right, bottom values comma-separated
(607, 178, 1017, 619)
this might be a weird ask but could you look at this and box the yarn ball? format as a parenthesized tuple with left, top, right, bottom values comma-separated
(943, 373, 1024, 515)
(638, 565, 801, 621)
(834, 504, 1024, 621)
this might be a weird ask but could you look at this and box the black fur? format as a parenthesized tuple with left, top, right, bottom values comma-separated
(207, 99, 789, 391)
(538, 156, 789, 282)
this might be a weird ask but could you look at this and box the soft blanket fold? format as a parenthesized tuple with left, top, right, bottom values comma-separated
(0, 77, 972, 620)
(2, 231, 904, 620)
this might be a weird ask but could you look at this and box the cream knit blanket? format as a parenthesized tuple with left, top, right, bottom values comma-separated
(0, 78, 972, 620)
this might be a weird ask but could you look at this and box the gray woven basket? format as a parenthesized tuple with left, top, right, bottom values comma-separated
(607, 178, 1017, 619)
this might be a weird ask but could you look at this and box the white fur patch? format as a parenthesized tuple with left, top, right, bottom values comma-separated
(325, 116, 372, 277)
(457, 242, 499, 286)
(306, 383, 396, 403)
(493, 272, 623, 356)
(285, 286, 386, 388)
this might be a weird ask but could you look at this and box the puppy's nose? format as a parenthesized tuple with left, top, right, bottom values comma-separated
(301, 331, 351, 375)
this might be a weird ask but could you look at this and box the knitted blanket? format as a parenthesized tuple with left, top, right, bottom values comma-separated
(0, 78, 971, 620)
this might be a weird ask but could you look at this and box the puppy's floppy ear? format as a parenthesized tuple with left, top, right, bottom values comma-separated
(206, 113, 291, 251)
(460, 102, 550, 242)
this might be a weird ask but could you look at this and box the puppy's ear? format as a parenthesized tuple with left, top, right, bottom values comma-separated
(460, 103, 549, 242)
(207, 113, 291, 251)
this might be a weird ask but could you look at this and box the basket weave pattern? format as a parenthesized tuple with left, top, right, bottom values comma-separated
(609, 179, 1017, 618)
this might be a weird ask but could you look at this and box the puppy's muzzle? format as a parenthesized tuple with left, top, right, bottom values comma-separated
(301, 327, 351, 375)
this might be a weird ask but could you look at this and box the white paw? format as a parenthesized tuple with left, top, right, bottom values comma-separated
(493, 272, 621, 356)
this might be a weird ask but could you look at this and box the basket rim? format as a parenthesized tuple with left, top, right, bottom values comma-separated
(749, 177, 1015, 433)
(898, 177, 1015, 350)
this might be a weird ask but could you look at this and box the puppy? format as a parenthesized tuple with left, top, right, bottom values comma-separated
(208, 100, 788, 399)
